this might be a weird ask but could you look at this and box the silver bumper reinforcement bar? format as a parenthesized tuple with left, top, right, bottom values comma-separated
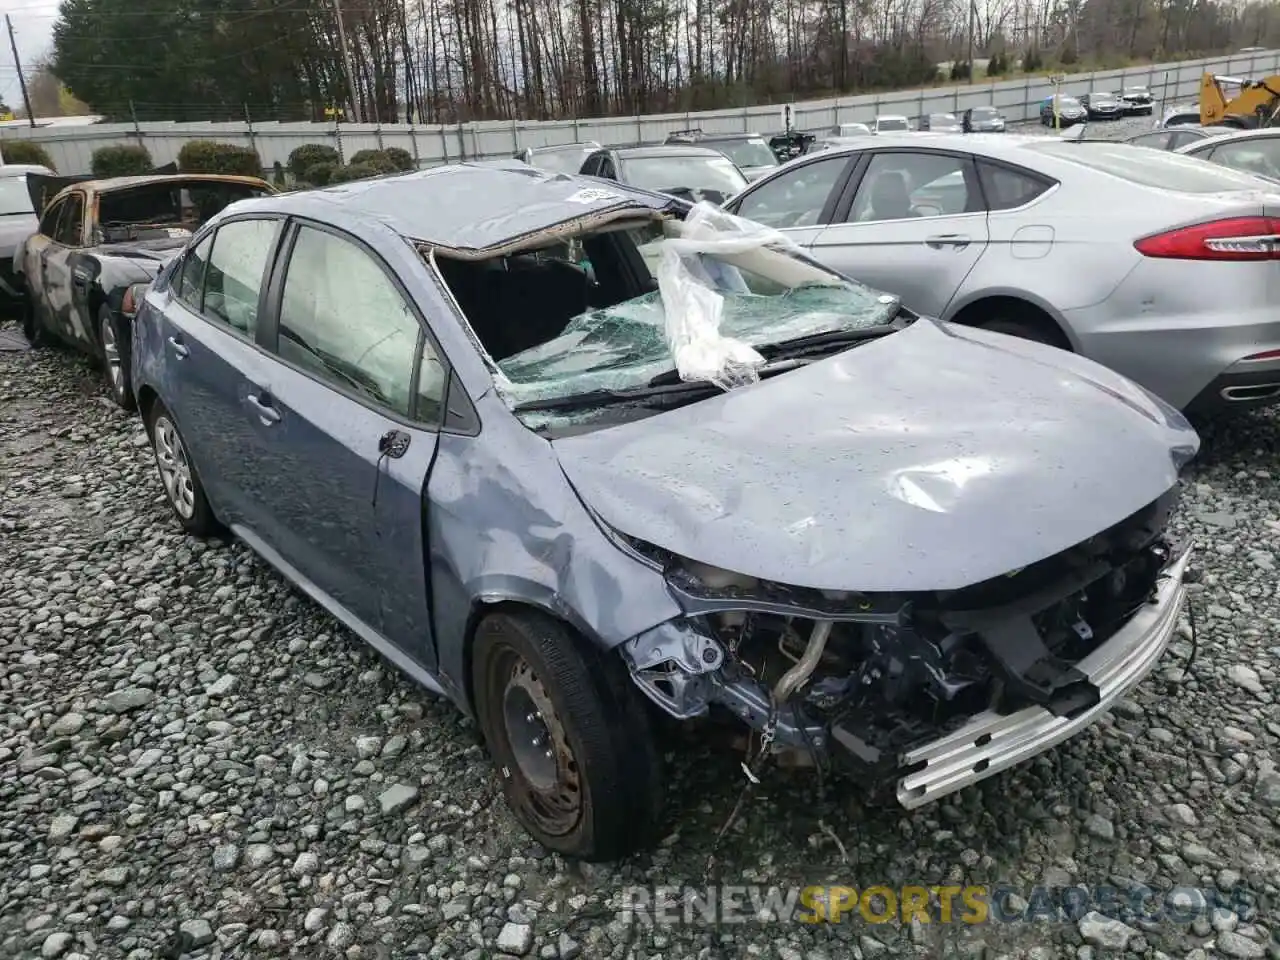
(896, 543, 1193, 808)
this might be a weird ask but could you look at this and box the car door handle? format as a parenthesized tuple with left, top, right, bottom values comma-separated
(167, 336, 189, 358)
(246, 392, 281, 425)
(926, 234, 971, 250)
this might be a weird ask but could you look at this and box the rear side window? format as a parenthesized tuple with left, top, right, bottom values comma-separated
(1129, 131, 1172, 149)
(202, 218, 279, 337)
(54, 194, 84, 246)
(1024, 140, 1273, 192)
(977, 161, 1054, 211)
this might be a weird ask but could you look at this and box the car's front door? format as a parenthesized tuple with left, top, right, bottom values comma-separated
(24, 198, 63, 333)
(727, 153, 856, 249)
(158, 217, 284, 533)
(41, 191, 89, 345)
(809, 149, 990, 318)
(254, 220, 444, 665)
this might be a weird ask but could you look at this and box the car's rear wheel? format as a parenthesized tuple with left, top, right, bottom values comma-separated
(99, 306, 136, 411)
(146, 400, 219, 537)
(472, 610, 663, 861)
(978, 315, 1068, 349)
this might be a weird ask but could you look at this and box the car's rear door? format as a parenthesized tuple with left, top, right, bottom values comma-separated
(157, 216, 284, 533)
(253, 218, 444, 666)
(725, 152, 858, 249)
(806, 148, 990, 318)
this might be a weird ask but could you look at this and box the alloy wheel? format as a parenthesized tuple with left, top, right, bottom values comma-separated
(153, 415, 196, 519)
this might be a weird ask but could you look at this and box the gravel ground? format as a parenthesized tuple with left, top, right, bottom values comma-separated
(3, 295, 1280, 960)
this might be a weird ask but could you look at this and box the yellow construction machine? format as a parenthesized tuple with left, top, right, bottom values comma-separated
(1199, 72, 1280, 127)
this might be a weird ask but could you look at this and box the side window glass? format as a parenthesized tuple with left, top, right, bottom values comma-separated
(39, 200, 63, 238)
(600, 158, 616, 179)
(977, 161, 1054, 212)
(202, 218, 278, 337)
(277, 225, 423, 419)
(1132, 132, 1171, 149)
(581, 156, 600, 176)
(55, 195, 84, 246)
(849, 153, 976, 222)
(177, 234, 213, 310)
(734, 155, 848, 229)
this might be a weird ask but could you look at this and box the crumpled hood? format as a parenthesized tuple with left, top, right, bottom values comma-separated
(552, 319, 1198, 593)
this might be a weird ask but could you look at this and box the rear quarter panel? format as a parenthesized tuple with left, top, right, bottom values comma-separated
(947, 169, 1204, 329)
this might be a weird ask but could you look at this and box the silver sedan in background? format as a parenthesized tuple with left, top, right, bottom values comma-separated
(1173, 127, 1280, 181)
(724, 133, 1280, 414)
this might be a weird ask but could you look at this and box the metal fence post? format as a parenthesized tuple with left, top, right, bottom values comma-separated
(440, 125, 450, 163)
(128, 100, 144, 149)
(375, 117, 385, 150)
(510, 116, 519, 154)
(243, 104, 257, 159)
(471, 123, 480, 159)
(741, 106, 748, 133)
(1023, 75, 1030, 121)
(410, 124, 420, 169)
(334, 116, 344, 164)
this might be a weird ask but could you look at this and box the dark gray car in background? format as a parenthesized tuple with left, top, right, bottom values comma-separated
(130, 164, 1197, 861)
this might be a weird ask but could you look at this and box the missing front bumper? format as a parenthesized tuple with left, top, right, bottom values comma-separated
(893, 542, 1192, 808)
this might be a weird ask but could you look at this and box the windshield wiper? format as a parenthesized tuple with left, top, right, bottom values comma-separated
(513, 379, 724, 413)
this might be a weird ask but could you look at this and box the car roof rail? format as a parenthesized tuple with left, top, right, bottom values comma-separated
(667, 127, 705, 138)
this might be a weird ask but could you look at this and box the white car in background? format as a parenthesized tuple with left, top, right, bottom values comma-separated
(872, 114, 911, 133)
(723, 132, 1280, 415)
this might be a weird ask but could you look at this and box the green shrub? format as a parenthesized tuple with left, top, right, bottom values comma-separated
(1022, 47, 1043, 72)
(304, 161, 337, 186)
(328, 162, 381, 184)
(348, 149, 398, 174)
(950, 61, 972, 82)
(985, 51, 1007, 76)
(91, 144, 153, 177)
(177, 140, 263, 177)
(287, 143, 339, 179)
(382, 146, 415, 171)
(1, 140, 55, 170)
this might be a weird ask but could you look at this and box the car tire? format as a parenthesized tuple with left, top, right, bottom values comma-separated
(145, 400, 220, 537)
(472, 609, 663, 862)
(978, 315, 1065, 348)
(98, 306, 136, 411)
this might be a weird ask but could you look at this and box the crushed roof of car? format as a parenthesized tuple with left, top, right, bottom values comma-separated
(257, 163, 679, 252)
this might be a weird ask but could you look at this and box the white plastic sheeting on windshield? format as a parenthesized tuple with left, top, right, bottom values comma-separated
(656, 201, 817, 390)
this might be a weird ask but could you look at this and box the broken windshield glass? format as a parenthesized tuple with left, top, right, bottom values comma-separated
(497, 282, 896, 405)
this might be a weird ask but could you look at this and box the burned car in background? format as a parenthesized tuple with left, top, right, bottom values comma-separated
(130, 165, 1196, 862)
(18, 172, 275, 408)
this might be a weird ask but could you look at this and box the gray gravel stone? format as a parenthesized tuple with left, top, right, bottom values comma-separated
(1215, 930, 1266, 959)
(40, 932, 72, 958)
(179, 918, 214, 948)
(497, 921, 534, 956)
(377, 782, 418, 814)
(1079, 912, 1137, 950)
(101, 687, 154, 713)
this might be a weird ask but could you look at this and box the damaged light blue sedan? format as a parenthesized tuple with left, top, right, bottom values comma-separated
(128, 164, 1199, 862)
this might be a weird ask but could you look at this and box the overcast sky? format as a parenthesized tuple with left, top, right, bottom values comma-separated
(0, 0, 58, 110)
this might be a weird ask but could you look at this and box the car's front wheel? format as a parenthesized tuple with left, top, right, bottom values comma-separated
(146, 400, 219, 537)
(472, 610, 663, 861)
(98, 306, 135, 411)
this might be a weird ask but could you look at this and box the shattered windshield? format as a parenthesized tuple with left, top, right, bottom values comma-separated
(620, 155, 748, 203)
(491, 217, 898, 409)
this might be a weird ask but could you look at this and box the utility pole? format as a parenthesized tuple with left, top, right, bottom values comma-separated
(331, 0, 363, 123)
(5, 16, 35, 128)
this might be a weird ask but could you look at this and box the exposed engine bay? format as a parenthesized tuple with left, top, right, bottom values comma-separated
(621, 488, 1184, 783)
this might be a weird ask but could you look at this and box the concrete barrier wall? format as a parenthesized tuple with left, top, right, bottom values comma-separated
(2, 50, 1276, 175)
